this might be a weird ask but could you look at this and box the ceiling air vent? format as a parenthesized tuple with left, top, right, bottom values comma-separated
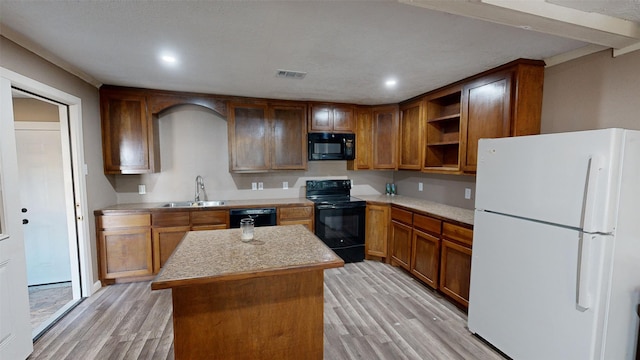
(276, 69, 307, 79)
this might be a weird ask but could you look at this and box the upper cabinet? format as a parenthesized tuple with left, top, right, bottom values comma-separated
(270, 103, 308, 170)
(350, 107, 373, 170)
(348, 105, 398, 170)
(308, 103, 355, 133)
(228, 102, 271, 172)
(100, 88, 158, 174)
(460, 61, 544, 172)
(421, 59, 544, 174)
(228, 101, 307, 172)
(371, 105, 398, 170)
(99, 86, 226, 175)
(398, 99, 424, 170)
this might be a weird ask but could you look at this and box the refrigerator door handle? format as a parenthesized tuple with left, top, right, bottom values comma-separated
(576, 233, 593, 311)
(581, 155, 604, 233)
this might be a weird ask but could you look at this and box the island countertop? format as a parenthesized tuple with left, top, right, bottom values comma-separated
(151, 225, 344, 290)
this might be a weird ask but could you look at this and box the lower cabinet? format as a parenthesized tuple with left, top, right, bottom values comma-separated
(387, 205, 473, 309)
(410, 214, 442, 289)
(97, 214, 153, 281)
(439, 222, 473, 308)
(390, 214, 412, 270)
(98, 209, 230, 283)
(365, 203, 389, 260)
(277, 205, 314, 231)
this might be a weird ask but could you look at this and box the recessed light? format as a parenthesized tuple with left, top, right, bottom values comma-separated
(385, 79, 397, 88)
(161, 55, 177, 64)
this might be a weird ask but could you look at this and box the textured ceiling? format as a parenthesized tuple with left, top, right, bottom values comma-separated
(549, 0, 640, 22)
(0, 1, 634, 104)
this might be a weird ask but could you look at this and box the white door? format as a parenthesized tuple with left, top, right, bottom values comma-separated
(0, 78, 33, 359)
(468, 210, 611, 360)
(16, 122, 71, 285)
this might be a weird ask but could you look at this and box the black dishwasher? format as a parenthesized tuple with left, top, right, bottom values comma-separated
(229, 208, 277, 228)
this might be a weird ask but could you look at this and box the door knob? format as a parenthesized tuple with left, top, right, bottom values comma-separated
(22, 219, 29, 225)
(21, 208, 27, 213)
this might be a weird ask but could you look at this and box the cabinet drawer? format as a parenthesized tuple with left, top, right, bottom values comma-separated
(413, 214, 442, 235)
(191, 210, 229, 226)
(279, 206, 313, 220)
(390, 207, 413, 225)
(442, 222, 473, 247)
(99, 214, 150, 229)
(152, 212, 190, 227)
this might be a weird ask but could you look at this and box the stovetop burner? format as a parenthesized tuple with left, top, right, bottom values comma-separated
(305, 180, 364, 205)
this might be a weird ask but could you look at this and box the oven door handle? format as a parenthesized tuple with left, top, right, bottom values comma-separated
(316, 203, 364, 210)
(316, 204, 338, 210)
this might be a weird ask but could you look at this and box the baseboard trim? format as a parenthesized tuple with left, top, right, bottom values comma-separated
(91, 280, 102, 296)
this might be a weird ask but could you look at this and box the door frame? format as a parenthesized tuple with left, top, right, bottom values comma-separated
(1, 67, 95, 298)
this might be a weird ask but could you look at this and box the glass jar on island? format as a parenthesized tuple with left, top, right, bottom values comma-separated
(240, 217, 254, 242)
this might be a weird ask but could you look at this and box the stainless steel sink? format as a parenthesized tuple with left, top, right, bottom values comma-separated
(162, 200, 226, 208)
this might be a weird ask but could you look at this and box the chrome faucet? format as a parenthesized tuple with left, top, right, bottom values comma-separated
(194, 175, 205, 202)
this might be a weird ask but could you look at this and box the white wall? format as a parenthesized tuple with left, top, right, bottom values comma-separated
(541, 49, 640, 133)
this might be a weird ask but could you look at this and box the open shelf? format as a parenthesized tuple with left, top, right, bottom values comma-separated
(424, 86, 462, 170)
(428, 113, 460, 123)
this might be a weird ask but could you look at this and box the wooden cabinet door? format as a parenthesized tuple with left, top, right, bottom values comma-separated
(100, 91, 156, 174)
(411, 229, 440, 289)
(353, 108, 372, 170)
(372, 105, 398, 169)
(309, 104, 333, 132)
(152, 226, 190, 273)
(191, 210, 229, 230)
(365, 204, 389, 258)
(460, 70, 512, 172)
(439, 239, 472, 308)
(390, 220, 412, 271)
(398, 99, 423, 170)
(271, 104, 307, 170)
(332, 106, 355, 132)
(228, 103, 270, 171)
(99, 227, 152, 279)
(278, 205, 314, 231)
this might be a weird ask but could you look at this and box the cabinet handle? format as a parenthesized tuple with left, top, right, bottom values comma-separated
(22, 219, 29, 225)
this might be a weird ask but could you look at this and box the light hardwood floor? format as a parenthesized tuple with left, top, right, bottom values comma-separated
(29, 260, 505, 360)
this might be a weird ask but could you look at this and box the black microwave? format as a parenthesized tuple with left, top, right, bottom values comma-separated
(308, 133, 355, 160)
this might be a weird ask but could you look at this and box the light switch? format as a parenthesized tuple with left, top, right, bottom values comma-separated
(465, 188, 472, 199)
(138, 184, 146, 195)
(418, 182, 423, 192)
(251, 182, 257, 191)
(283, 181, 288, 189)
(258, 182, 264, 190)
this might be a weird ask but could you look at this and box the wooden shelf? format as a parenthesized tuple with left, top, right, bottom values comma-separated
(427, 141, 459, 146)
(428, 113, 460, 123)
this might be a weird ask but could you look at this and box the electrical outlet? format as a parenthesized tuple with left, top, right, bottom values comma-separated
(283, 181, 288, 189)
(138, 184, 146, 195)
(258, 182, 264, 190)
(251, 182, 257, 191)
(465, 188, 472, 199)
(418, 182, 423, 192)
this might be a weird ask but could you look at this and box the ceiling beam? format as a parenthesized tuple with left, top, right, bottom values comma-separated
(399, 0, 640, 49)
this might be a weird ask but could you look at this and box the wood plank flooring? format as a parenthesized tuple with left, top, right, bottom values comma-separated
(28, 260, 504, 360)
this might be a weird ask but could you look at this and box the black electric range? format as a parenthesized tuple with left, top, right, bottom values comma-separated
(306, 180, 365, 263)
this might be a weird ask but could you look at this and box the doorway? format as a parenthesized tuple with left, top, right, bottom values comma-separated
(12, 89, 82, 338)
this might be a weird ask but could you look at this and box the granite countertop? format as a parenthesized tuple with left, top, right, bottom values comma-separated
(356, 194, 474, 226)
(95, 197, 314, 214)
(150, 225, 344, 290)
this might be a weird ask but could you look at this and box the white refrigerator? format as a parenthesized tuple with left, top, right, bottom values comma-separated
(468, 128, 640, 360)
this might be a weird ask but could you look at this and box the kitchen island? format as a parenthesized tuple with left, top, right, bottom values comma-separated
(151, 225, 344, 360)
